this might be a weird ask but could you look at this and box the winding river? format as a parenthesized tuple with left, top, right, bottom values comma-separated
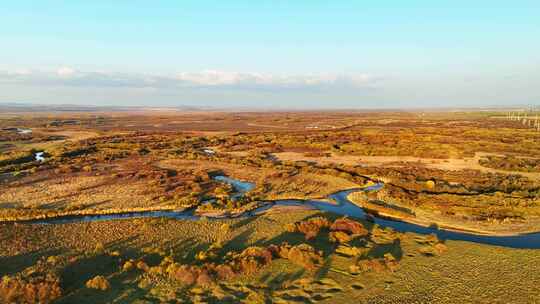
(25, 176, 540, 249)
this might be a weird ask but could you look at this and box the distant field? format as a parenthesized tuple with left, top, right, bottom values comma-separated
(1, 110, 539, 303)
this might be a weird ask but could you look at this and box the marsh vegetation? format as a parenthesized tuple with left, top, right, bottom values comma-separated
(1, 110, 540, 303)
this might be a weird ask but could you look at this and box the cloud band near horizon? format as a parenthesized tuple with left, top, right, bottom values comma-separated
(0, 68, 382, 91)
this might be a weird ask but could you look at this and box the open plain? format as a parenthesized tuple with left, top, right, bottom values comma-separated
(1, 109, 540, 303)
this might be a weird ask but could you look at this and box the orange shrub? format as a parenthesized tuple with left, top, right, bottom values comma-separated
(122, 260, 135, 272)
(237, 258, 259, 275)
(229, 246, 275, 275)
(85, 276, 110, 291)
(278, 243, 323, 270)
(329, 231, 352, 243)
(330, 218, 368, 236)
(136, 261, 149, 272)
(356, 259, 386, 273)
(288, 216, 331, 240)
(296, 217, 331, 240)
(0, 276, 62, 304)
(195, 269, 214, 287)
(214, 264, 235, 280)
(168, 264, 198, 285)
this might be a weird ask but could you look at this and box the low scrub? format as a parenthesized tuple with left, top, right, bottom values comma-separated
(286, 216, 331, 240)
(351, 253, 399, 273)
(85, 275, 110, 291)
(276, 243, 323, 270)
(330, 218, 369, 236)
(0, 275, 62, 304)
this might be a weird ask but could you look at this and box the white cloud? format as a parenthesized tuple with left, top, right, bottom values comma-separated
(0, 67, 382, 91)
(56, 67, 76, 77)
(177, 70, 252, 86)
(175, 70, 381, 90)
(14, 68, 32, 76)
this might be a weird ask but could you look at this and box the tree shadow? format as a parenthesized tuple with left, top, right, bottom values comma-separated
(59, 252, 121, 293)
(58, 236, 144, 293)
(80, 200, 113, 209)
(221, 229, 255, 254)
(0, 248, 63, 277)
(10, 175, 50, 187)
(56, 270, 149, 304)
(168, 237, 206, 263)
(263, 269, 306, 288)
(314, 256, 333, 280)
(366, 238, 403, 261)
(39, 199, 70, 210)
(0, 201, 21, 208)
(230, 216, 258, 229)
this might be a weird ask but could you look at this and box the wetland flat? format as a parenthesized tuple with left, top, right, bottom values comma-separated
(2, 110, 540, 303)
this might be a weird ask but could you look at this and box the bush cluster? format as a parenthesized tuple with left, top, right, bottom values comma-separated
(286, 216, 331, 240)
(85, 275, 111, 291)
(0, 275, 62, 304)
(287, 217, 368, 243)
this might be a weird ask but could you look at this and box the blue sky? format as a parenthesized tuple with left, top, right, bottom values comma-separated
(1, 1, 539, 108)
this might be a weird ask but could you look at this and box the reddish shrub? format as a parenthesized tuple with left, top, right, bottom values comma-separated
(237, 258, 259, 275)
(267, 244, 281, 256)
(329, 231, 352, 243)
(195, 269, 214, 287)
(278, 243, 323, 270)
(122, 260, 135, 272)
(169, 265, 198, 285)
(309, 216, 331, 228)
(330, 218, 368, 236)
(297, 222, 321, 240)
(356, 255, 399, 273)
(433, 243, 448, 254)
(0, 275, 62, 304)
(237, 247, 274, 265)
(419, 242, 448, 256)
(85, 276, 110, 291)
(214, 264, 235, 280)
(136, 261, 149, 272)
(223, 246, 277, 275)
(292, 217, 331, 240)
(356, 259, 386, 273)
(285, 223, 297, 233)
(383, 253, 399, 272)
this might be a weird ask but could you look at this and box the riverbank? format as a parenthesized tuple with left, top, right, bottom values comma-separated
(3, 209, 540, 303)
(0, 205, 190, 223)
(3, 175, 540, 249)
(346, 191, 540, 237)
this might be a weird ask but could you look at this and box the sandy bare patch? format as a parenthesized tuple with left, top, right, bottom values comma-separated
(274, 151, 540, 180)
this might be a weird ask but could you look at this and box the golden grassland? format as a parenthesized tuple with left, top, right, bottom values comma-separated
(1, 211, 539, 303)
(2, 110, 540, 303)
(348, 190, 540, 236)
(2, 110, 540, 232)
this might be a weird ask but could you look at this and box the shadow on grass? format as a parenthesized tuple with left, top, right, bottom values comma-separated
(315, 256, 333, 280)
(56, 269, 148, 304)
(59, 253, 120, 293)
(221, 229, 255, 255)
(231, 216, 258, 229)
(366, 238, 403, 261)
(0, 248, 64, 277)
(266, 269, 306, 287)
